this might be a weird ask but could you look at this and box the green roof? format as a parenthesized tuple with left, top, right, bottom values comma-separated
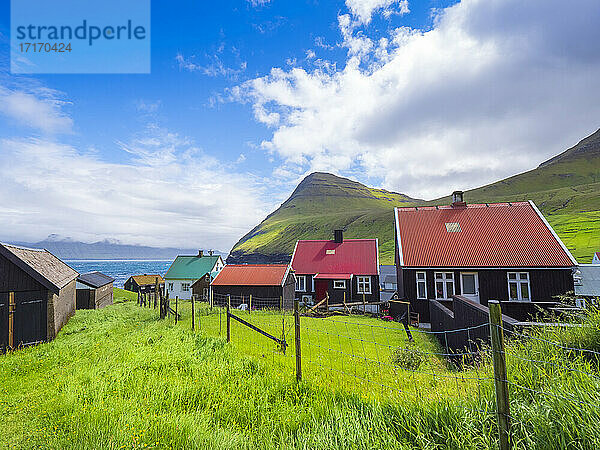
(164, 255, 221, 280)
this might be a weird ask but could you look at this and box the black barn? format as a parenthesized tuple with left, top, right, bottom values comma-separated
(76, 272, 115, 309)
(0, 243, 79, 350)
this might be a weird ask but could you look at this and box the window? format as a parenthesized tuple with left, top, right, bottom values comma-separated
(357, 276, 372, 294)
(416, 272, 427, 299)
(168, 283, 174, 291)
(434, 272, 454, 299)
(333, 280, 346, 289)
(296, 275, 306, 292)
(181, 283, 190, 292)
(507, 272, 531, 301)
(445, 222, 461, 232)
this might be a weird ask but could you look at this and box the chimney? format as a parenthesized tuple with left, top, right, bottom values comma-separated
(198, 250, 204, 257)
(451, 190, 466, 208)
(334, 229, 344, 244)
(209, 250, 214, 256)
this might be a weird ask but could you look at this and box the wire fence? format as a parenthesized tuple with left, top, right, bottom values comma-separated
(155, 294, 600, 449)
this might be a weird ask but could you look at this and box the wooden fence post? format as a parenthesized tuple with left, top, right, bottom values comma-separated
(363, 294, 366, 314)
(175, 297, 178, 324)
(137, 291, 141, 306)
(226, 303, 231, 343)
(228, 295, 231, 311)
(325, 293, 329, 313)
(489, 301, 511, 450)
(191, 295, 195, 331)
(294, 299, 302, 381)
(280, 296, 283, 311)
(210, 289, 213, 309)
(249, 294, 252, 313)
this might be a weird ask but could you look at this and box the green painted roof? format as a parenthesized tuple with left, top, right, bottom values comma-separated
(164, 255, 221, 280)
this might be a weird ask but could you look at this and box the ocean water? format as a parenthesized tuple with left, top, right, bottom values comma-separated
(65, 260, 173, 288)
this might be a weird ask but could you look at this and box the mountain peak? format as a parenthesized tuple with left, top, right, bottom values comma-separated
(539, 128, 600, 167)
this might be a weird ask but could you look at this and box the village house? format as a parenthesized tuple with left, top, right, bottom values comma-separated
(164, 250, 224, 300)
(0, 243, 79, 350)
(394, 191, 577, 323)
(124, 274, 165, 294)
(211, 264, 295, 309)
(379, 264, 398, 302)
(76, 271, 114, 310)
(291, 231, 380, 304)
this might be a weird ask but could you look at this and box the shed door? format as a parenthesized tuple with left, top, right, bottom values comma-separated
(315, 280, 328, 302)
(14, 292, 46, 347)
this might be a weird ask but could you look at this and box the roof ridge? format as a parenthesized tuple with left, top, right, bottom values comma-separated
(396, 201, 531, 212)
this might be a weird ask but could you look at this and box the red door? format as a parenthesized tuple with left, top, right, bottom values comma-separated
(315, 280, 328, 301)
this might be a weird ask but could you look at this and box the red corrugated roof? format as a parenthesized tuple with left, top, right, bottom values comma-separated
(211, 264, 290, 286)
(314, 273, 353, 280)
(395, 201, 575, 268)
(291, 239, 379, 275)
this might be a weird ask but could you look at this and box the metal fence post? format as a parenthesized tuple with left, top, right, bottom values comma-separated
(226, 302, 231, 343)
(489, 300, 511, 450)
(294, 299, 302, 381)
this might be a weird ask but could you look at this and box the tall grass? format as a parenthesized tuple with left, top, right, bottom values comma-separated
(0, 292, 599, 448)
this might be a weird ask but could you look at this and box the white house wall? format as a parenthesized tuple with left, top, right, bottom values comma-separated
(165, 278, 197, 300)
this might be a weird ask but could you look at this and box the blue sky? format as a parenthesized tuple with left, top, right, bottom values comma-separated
(0, 0, 599, 251)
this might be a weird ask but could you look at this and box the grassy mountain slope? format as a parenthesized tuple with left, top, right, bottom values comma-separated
(230, 129, 600, 264)
(228, 172, 420, 263)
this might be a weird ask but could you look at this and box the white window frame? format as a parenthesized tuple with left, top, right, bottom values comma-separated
(168, 282, 174, 291)
(357, 276, 372, 294)
(434, 272, 454, 300)
(416, 271, 427, 299)
(181, 282, 190, 292)
(507, 272, 531, 301)
(296, 275, 306, 292)
(333, 280, 346, 289)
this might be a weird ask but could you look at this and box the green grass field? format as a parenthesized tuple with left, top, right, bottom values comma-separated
(1, 290, 600, 449)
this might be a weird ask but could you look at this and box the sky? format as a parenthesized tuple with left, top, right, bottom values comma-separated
(0, 0, 599, 252)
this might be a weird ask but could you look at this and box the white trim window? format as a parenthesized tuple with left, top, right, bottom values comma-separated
(296, 275, 306, 292)
(507, 272, 531, 301)
(333, 280, 346, 289)
(434, 272, 454, 299)
(357, 276, 372, 294)
(416, 272, 427, 299)
(181, 283, 190, 292)
(168, 282, 174, 291)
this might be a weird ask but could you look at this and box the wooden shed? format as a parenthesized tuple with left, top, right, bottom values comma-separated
(0, 243, 79, 350)
(76, 272, 115, 310)
(211, 264, 295, 309)
(124, 275, 165, 294)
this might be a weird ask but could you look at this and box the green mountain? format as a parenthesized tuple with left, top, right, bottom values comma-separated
(229, 129, 600, 264)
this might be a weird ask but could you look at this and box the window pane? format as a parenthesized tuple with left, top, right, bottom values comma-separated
(446, 281, 454, 296)
(508, 273, 517, 280)
(435, 273, 442, 279)
(509, 282, 518, 300)
(417, 272, 425, 280)
(519, 273, 528, 280)
(462, 275, 475, 294)
(520, 283, 530, 299)
(436, 282, 444, 298)
(445, 272, 454, 280)
(417, 282, 426, 299)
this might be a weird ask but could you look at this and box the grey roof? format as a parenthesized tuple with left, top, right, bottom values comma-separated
(0, 243, 79, 293)
(575, 265, 600, 297)
(77, 271, 114, 288)
(379, 265, 396, 278)
(380, 290, 398, 302)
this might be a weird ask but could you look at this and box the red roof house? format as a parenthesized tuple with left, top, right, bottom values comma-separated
(210, 264, 295, 309)
(291, 230, 380, 303)
(394, 191, 576, 322)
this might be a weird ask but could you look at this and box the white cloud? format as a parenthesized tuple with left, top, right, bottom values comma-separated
(346, 0, 409, 25)
(176, 53, 247, 79)
(237, 0, 600, 199)
(0, 128, 273, 251)
(0, 86, 73, 134)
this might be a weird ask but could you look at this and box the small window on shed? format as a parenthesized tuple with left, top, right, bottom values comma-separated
(326, 249, 335, 255)
(445, 222, 461, 232)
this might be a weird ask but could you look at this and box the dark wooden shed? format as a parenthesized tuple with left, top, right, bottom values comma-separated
(0, 243, 78, 351)
(124, 275, 165, 294)
(76, 272, 114, 310)
(211, 264, 296, 309)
